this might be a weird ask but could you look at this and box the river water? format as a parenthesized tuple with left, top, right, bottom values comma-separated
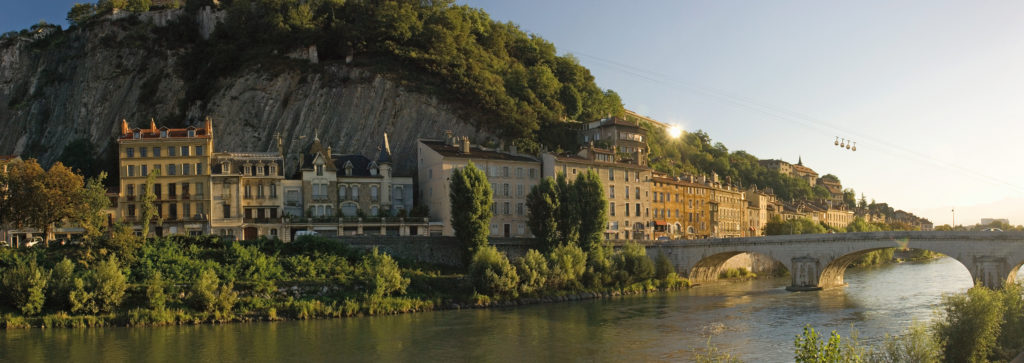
(0, 257, 982, 362)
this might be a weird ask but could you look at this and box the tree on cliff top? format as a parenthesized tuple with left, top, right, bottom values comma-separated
(449, 162, 492, 265)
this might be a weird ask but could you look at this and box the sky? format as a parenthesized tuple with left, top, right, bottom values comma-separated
(5, 1, 1024, 226)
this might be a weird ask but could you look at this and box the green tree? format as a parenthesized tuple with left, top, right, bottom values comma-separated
(574, 170, 607, 252)
(846, 217, 881, 233)
(554, 172, 579, 246)
(655, 252, 674, 280)
(515, 249, 549, 295)
(145, 271, 168, 309)
(75, 172, 111, 242)
(935, 285, 1005, 363)
(126, 0, 151, 12)
(93, 256, 128, 313)
(611, 243, 655, 286)
(48, 258, 76, 311)
(547, 243, 587, 290)
(449, 162, 492, 264)
(66, 3, 96, 27)
(526, 177, 559, 251)
(141, 170, 163, 238)
(1, 257, 48, 315)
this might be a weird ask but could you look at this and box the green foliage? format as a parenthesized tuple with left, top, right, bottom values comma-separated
(846, 217, 881, 233)
(574, 170, 608, 253)
(360, 248, 410, 298)
(67, 3, 97, 27)
(719, 267, 756, 279)
(695, 338, 743, 363)
(141, 170, 162, 238)
(935, 285, 1007, 363)
(554, 173, 580, 246)
(69, 277, 96, 314)
(191, 268, 221, 312)
(655, 252, 674, 279)
(515, 249, 549, 295)
(126, 0, 151, 12)
(526, 177, 560, 251)
(765, 216, 827, 235)
(228, 243, 283, 295)
(611, 243, 654, 287)
(76, 172, 111, 242)
(468, 245, 519, 299)
(583, 244, 614, 288)
(547, 244, 587, 290)
(93, 256, 128, 313)
(145, 271, 168, 309)
(793, 326, 857, 362)
(47, 258, 76, 311)
(872, 322, 940, 363)
(849, 248, 894, 268)
(1, 257, 49, 315)
(449, 162, 492, 264)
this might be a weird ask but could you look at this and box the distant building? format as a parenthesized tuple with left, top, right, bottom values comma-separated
(579, 116, 649, 167)
(651, 173, 713, 239)
(709, 177, 746, 238)
(817, 175, 844, 205)
(981, 218, 1010, 226)
(760, 157, 818, 187)
(210, 150, 285, 240)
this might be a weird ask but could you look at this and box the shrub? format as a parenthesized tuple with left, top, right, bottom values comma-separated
(360, 248, 409, 298)
(611, 243, 654, 287)
(934, 285, 1006, 362)
(547, 244, 586, 290)
(583, 244, 614, 289)
(1, 257, 49, 315)
(69, 277, 96, 314)
(229, 243, 282, 295)
(145, 271, 168, 309)
(93, 256, 128, 313)
(191, 268, 221, 312)
(654, 252, 674, 279)
(468, 245, 519, 299)
(516, 249, 549, 295)
(48, 258, 76, 311)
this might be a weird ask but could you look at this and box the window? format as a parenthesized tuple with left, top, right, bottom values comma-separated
(316, 164, 323, 176)
(503, 183, 510, 197)
(625, 186, 630, 200)
(195, 146, 204, 156)
(636, 204, 641, 217)
(610, 202, 616, 216)
(625, 203, 630, 217)
(168, 183, 176, 197)
(169, 146, 177, 157)
(269, 165, 276, 175)
(140, 147, 148, 157)
(126, 148, 135, 158)
(127, 184, 135, 196)
(516, 184, 524, 197)
(183, 203, 191, 219)
(244, 165, 251, 175)
(503, 202, 510, 215)
(183, 164, 193, 175)
(609, 168, 615, 181)
(181, 146, 189, 156)
(127, 204, 136, 217)
(168, 203, 177, 219)
(244, 185, 252, 199)
(127, 165, 136, 177)
(257, 165, 264, 175)
(133, 131, 140, 139)
(635, 187, 640, 199)
(193, 183, 202, 198)
(503, 166, 509, 177)
(187, 129, 195, 137)
(609, 186, 615, 199)
(196, 163, 204, 175)
(160, 130, 167, 138)
(153, 147, 161, 157)
(257, 184, 265, 198)
(516, 203, 524, 216)
(153, 183, 162, 198)
(153, 165, 161, 175)
(270, 183, 277, 198)
(491, 183, 497, 196)
(141, 165, 148, 176)
(370, 206, 378, 216)
(339, 185, 347, 200)
(516, 167, 523, 178)
(371, 186, 379, 202)
(351, 186, 359, 200)
(529, 168, 536, 179)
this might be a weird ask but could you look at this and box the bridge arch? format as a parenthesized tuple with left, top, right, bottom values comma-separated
(688, 251, 786, 284)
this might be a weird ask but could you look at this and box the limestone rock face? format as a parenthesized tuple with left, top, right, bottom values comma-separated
(0, 10, 488, 177)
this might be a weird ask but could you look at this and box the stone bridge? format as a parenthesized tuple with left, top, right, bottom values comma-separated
(645, 231, 1024, 290)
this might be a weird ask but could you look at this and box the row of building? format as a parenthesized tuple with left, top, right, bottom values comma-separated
(4, 114, 862, 245)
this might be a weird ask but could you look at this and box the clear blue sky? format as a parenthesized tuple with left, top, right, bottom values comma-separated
(5, 1, 1024, 225)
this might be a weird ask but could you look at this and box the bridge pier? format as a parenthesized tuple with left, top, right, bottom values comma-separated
(787, 256, 823, 291)
(972, 256, 1013, 289)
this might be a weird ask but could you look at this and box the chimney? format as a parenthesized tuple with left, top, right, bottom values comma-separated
(461, 136, 471, 154)
(120, 119, 130, 135)
(444, 130, 454, 146)
(204, 116, 213, 135)
(510, 144, 518, 154)
(149, 118, 158, 133)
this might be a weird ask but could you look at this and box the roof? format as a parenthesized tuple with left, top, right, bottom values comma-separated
(333, 154, 376, 177)
(549, 154, 650, 170)
(118, 118, 212, 140)
(792, 163, 818, 176)
(421, 140, 539, 162)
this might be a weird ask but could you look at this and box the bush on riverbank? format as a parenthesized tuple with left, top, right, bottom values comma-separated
(719, 267, 756, 279)
(0, 234, 682, 328)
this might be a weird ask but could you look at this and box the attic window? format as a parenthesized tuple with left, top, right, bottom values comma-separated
(133, 131, 140, 139)
(187, 129, 195, 138)
(222, 162, 230, 174)
(370, 167, 378, 176)
(316, 164, 324, 176)
(160, 130, 167, 138)
(270, 165, 277, 175)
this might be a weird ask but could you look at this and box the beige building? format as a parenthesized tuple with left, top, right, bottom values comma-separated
(760, 157, 818, 187)
(744, 187, 779, 236)
(418, 135, 541, 238)
(116, 118, 213, 236)
(542, 144, 653, 240)
(579, 117, 649, 166)
(710, 180, 746, 238)
(210, 151, 285, 240)
(822, 207, 855, 230)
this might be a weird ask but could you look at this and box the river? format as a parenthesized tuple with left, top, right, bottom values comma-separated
(0, 257, 984, 362)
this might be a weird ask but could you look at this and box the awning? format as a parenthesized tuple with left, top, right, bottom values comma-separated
(654, 220, 667, 226)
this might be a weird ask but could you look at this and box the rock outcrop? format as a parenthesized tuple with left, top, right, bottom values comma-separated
(0, 9, 489, 176)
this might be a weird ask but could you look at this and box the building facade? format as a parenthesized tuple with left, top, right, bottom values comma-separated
(418, 136, 541, 238)
(542, 145, 653, 240)
(210, 151, 285, 240)
(116, 118, 213, 236)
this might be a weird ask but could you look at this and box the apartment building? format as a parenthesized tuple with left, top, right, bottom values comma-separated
(210, 151, 285, 240)
(418, 135, 540, 238)
(116, 118, 213, 236)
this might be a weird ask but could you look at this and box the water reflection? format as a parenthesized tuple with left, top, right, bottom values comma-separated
(0, 257, 986, 362)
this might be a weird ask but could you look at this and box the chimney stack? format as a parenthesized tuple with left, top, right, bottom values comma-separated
(444, 130, 454, 146)
(461, 136, 471, 154)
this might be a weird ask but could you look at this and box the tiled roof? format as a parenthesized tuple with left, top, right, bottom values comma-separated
(421, 140, 539, 162)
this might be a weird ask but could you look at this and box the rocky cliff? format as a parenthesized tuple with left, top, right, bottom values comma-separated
(0, 9, 489, 176)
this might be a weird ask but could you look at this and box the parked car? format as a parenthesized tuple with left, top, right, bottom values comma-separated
(24, 237, 43, 247)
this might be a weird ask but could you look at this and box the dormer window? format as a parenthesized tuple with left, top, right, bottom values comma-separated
(316, 164, 324, 176)
(257, 165, 265, 175)
(222, 162, 230, 174)
(160, 130, 167, 138)
(187, 129, 195, 137)
(370, 167, 378, 176)
(270, 165, 277, 175)
(133, 131, 140, 139)
(244, 164, 251, 175)
(343, 161, 353, 176)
